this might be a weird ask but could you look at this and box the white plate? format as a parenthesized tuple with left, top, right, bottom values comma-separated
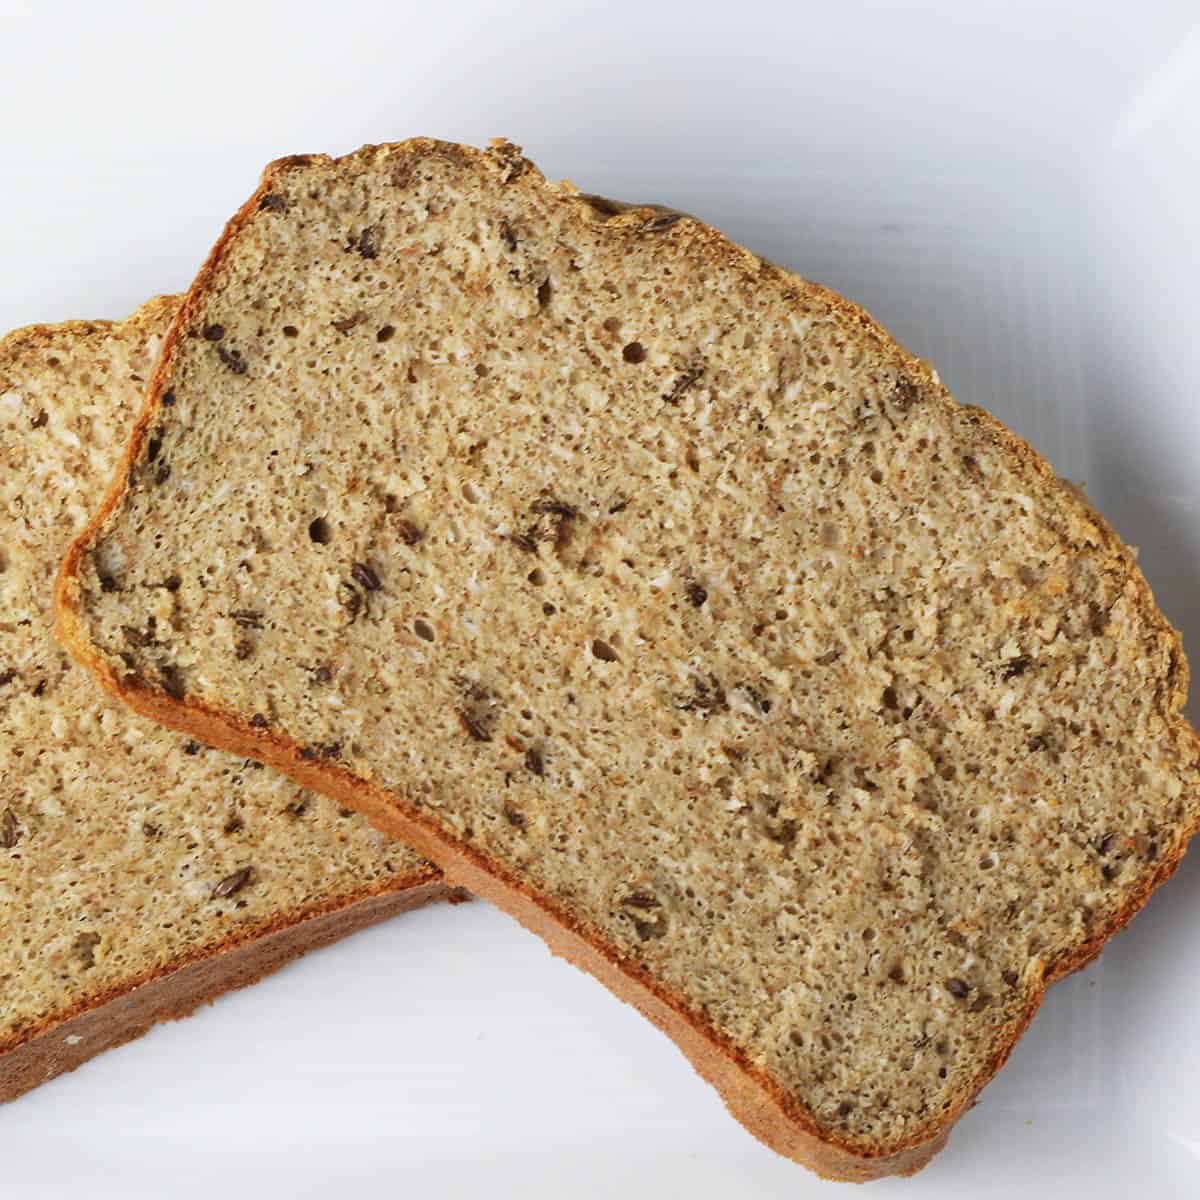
(2, 2, 1198, 1196)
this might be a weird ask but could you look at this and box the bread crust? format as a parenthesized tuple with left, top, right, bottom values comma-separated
(55, 139, 1200, 1179)
(0, 878, 454, 1104)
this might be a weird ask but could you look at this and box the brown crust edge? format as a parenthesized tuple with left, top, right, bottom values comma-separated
(53, 139, 1200, 1180)
(0, 878, 455, 1104)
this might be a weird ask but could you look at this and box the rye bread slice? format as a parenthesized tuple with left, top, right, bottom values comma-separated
(0, 299, 451, 1103)
(56, 141, 1200, 1178)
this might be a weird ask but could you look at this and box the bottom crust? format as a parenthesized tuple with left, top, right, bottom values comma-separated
(0, 878, 457, 1104)
(51, 656, 1198, 1179)
(54, 669, 978, 1179)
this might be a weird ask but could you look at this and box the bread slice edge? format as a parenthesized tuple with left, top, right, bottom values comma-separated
(1, 874, 452, 1103)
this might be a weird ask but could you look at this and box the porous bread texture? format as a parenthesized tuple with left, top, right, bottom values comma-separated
(58, 141, 1200, 1177)
(0, 300, 447, 1099)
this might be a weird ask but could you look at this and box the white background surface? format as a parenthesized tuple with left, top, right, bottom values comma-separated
(3, 1, 1200, 1195)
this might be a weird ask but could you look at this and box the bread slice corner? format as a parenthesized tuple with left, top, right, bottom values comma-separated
(1, 298, 453, 1102)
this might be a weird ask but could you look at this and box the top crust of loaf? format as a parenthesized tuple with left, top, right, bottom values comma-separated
(56, 140, 1200, 1179)
(0, 300, 439, 1060)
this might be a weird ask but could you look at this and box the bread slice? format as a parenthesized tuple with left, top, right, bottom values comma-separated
(57, 140, 1200, 1179)
(1, 298, 453, 1103)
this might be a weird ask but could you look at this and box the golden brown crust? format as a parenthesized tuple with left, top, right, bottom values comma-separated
(55, 139, 1200, 1179)
(0, 879, 454, 1103)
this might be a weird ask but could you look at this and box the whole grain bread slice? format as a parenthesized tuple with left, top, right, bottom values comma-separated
(0, 298, 454, 1103)
(56, 140, 1200, 1179)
